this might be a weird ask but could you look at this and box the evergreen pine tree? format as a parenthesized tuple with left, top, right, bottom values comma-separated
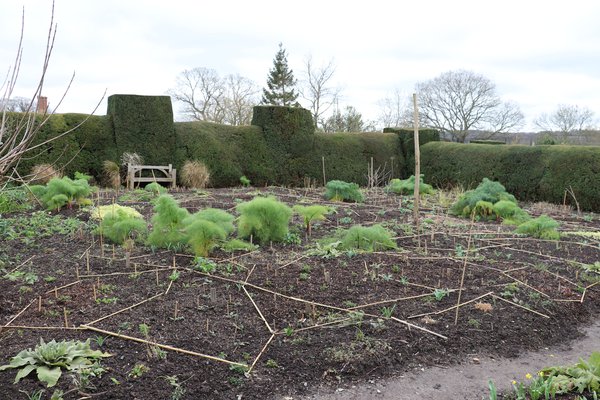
(261, 43, 299, 106)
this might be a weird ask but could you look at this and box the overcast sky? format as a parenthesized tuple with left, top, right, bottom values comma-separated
(2, 0, 600, 131)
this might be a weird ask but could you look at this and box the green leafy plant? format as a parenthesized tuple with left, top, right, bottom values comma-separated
(237, 196, 292, 244)
(0, 185, 30, 214)
(145, 182, 167, 195)
(163, 375, 186, 400)
(193, 257, 217, 273)
(492, 200, 531, 225)
(0, 338, 110, 387)
(239, 175, 251, 187)
(337, 224, 397, 252)
(380, 304, 396, 318)
(293, 204, 332, 236)
(128, 363, 149, 378)
(540, 352, 600, 395)
(515, 215, 560, 240)
(324, 180, 364, 203)
(386, 175, 435, 195)
(450, 178, 517, 219)
(433, 288, 449, 301)
(221, 239, 258, 252)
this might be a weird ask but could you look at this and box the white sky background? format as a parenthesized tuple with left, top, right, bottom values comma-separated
(2, 0, 600, 131)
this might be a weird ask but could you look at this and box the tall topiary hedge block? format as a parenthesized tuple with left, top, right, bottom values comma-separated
(107, 94, 177, 165)
(251, 105, 315, 184)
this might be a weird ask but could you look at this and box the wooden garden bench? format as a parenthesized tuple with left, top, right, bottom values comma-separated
(127, 164, 176, 190)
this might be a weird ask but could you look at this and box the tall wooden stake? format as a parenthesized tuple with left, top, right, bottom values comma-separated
(412, 93, 421, 235)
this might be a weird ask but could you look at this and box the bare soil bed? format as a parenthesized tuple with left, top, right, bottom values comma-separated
(0, 186, 598, 399)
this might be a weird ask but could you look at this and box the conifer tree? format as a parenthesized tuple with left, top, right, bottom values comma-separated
(261, 43, 299, 106)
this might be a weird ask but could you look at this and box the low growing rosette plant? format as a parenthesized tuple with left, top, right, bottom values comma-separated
(0, 338, 110, 387)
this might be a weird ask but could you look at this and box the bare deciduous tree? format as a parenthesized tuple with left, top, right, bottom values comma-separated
(221, 74, 259, 126)
(376, 88, 412, 128)
(168, 67, 225, 122)
(534, 104, 595, 139)
(169, 68, 258, 125)
(301, 56, 340, 130)
(416, 70, 524, 142)
(0, 1, 102, 183)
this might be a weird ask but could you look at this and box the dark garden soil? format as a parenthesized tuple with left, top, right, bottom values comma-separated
(0, 187, 598, 400)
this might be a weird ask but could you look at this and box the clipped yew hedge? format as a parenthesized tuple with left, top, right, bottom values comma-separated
(14, 113, 114, 181)
(175, 121, 275, 187)
(107, 94, 177, 166)
(382, 128, 439, 176)
(422, 142, 600, 211)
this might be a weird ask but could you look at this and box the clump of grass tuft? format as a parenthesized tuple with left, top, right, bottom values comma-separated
(30, 163, 61, 184)
(181, 160, 210, 189)
(102, 160, 121, 189)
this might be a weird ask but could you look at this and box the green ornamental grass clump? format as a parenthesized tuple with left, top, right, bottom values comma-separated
(97, 207, 147, 245)
(0, 338, 110, 387)
(324, 180, 364, 203)
(386, 175, 435, 195)
(339, 224, 397, 252)
(237, 196, 292, 244)
(147, 195, 190, 249)
(515, 214, 560, 240)
(450, 178, 517, 219)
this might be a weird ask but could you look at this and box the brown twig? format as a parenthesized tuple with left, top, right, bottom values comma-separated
(81, 324, 247, 367)
(85, 293, 164, 326)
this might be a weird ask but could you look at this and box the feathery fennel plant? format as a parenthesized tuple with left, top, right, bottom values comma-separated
(450, 178, 517, 219)
(324, 180, 364, 203)
(237, 196, 292, 244)
(147, 195, 190, 250)
(337, 224, 398, 252)
(386, 175, 435, 195)
(515, 215, 560, 240)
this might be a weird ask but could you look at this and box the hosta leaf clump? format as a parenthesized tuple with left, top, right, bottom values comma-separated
(324, 180, 364, 203)
(515, 215, 560, 240)
(386, 175, 435, 195)
(0, 338, 110, 387)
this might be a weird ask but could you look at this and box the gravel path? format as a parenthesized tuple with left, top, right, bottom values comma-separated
(289, 320, 600, 400)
